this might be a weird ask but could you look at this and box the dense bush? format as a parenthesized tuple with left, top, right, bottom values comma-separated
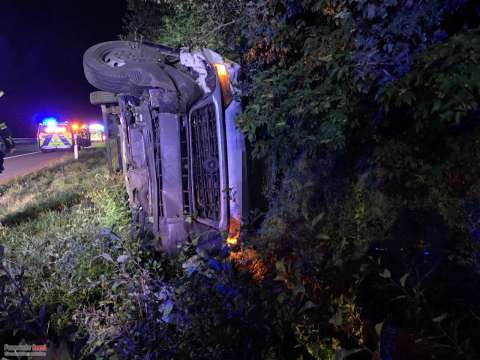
(77, 240, 272, 359)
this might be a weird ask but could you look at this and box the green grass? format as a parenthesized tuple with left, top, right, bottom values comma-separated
(0, 148, 131, 334)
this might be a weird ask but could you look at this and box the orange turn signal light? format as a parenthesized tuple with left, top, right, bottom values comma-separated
(213, 63, 233, 108)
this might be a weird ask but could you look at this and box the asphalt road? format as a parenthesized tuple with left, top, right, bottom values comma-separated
(0, 151, 72, 185)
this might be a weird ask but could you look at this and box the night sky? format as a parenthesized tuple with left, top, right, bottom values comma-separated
(0, 0, 127, 137)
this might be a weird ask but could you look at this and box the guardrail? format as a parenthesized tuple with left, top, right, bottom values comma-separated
(13, 137, 37, 145)
(6, 138, 39, 157)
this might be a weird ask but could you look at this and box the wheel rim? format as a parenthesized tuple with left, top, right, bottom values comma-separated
(93, 42, 164, 68)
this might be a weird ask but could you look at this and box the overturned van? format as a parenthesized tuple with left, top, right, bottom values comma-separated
(84, 41, 247, 252)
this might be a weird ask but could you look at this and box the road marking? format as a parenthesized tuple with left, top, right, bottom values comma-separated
(5, 151, 41, 159)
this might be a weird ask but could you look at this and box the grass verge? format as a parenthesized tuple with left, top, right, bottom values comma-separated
(0, 148, 130, 342)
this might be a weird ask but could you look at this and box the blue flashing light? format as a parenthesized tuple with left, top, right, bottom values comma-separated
(42, 117, 58, 127)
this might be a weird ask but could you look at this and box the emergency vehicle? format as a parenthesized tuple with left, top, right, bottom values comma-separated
(89, 123, 105, 142)
(37, 118, 74, 151)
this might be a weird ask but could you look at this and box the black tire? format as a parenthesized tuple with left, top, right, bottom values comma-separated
(90, 91, 117, 105)
(83, 41, 175, 95)
(83, 41, 203, 110)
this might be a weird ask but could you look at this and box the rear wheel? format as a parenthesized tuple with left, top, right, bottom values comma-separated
(83, 41, 203, 111)
(83, 41, 174, 95)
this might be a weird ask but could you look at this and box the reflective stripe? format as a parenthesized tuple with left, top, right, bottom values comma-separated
(40, 135, 53, 147)
(59, 134, 72, 146)
(0, 123, 7, 130)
